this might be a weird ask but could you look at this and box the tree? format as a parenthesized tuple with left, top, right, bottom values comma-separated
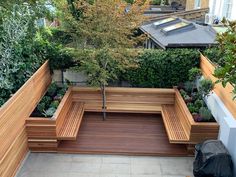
(214, 19, 236, 99)
(0, 1, 52, 106)
(66, 0, 149, 120)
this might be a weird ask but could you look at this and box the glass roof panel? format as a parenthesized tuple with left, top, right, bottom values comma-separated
(162, 22, 189, 32)
(153, 17, 176, 26)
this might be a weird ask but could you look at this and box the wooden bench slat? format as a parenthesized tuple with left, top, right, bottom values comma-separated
(57, 102, 84, 140)
(161, 105, 189, 143)
(84, 103, 162, 113)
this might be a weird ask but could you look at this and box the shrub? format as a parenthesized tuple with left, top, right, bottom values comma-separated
(124, 49, 199, 88)
(199, 79, 214, 97)
(187, 103, 198, 113)
(47, 82, 58, 96)
(150, 0, 161, 5)
(194, 99, 204, 110)
(31, 83, 69, 117)
(189, 67, 201, 81)
(50, 28, 73, 45)
(40, 96, 52, 108)
(50, 100, 60, 109)
(199, 107, 212, 121)
(43, 107, 57, 117)
(203, 47, 225, 66)
(48, 46, 77, 71)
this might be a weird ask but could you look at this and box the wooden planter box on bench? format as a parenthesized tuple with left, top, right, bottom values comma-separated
(26, 86, 219, 152)
(26, 87, 85, 152)
(164, 88, 219, 144)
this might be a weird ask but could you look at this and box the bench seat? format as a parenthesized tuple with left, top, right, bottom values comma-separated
(161, 105, 189, 143)
(57, 102, 84, 140)
(85, 103, 162, 113)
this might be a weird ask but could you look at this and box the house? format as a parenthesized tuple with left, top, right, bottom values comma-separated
(209, 0, 236, 20)
(140, 17, 217, 49)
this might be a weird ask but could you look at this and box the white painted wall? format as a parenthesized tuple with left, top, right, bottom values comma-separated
(205, 92, 236, 176)
(209, 0, 236, 20)
(52, 70, 88, 86)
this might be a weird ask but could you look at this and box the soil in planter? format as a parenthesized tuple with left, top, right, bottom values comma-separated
(178, 86, 216, 123)
(30, 82, 68, 118)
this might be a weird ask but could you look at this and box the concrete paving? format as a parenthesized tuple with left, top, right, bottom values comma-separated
(16, 153, 194, 177)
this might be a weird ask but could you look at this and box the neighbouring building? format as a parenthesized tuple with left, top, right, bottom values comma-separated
(169, 0, 209, 10)
(209, 0, 236, 20)
(140, 17, 216, 49)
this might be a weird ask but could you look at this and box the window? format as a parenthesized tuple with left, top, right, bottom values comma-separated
(194, 0, 201, 9)
(224, 0, 233, 19)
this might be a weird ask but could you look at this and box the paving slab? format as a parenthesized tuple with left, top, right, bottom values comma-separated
(16, 153, 194, 177)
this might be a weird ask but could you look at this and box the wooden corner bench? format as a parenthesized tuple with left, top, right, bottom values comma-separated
(71, 87, 218, 145)
(26, 86, 219, 152)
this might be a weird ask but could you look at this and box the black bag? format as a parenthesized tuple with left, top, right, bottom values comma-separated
(193, 140, 233, 177)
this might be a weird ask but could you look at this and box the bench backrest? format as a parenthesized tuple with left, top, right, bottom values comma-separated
(72, 87, 175, 107)
(54, 87, 73, 135)
(174, 88, 193, 137)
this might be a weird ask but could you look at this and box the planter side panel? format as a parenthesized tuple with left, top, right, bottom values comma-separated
(26, 118, 57, 152)
(0, 61, 51, 177)
(200, 54, 236, 119)
(190, 123, 219, 143)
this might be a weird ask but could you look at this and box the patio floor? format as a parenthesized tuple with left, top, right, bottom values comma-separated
(16, 153, 194, 177)
(58, 112, 188, 156)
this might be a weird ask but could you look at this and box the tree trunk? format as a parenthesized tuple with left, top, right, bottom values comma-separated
(61, 69, 64, 84)
(101, 84, 106, 121)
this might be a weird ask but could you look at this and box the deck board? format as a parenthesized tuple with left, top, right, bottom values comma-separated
(58, 112, 188, 156)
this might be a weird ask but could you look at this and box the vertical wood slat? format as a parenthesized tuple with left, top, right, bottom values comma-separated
(174, 88, 219, 144)
(200, 54, 236, 119)
(0, 61, 51, 177)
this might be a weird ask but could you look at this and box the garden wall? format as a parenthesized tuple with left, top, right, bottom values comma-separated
(200, 54, 236, 176)
(0, 61, 51, 177)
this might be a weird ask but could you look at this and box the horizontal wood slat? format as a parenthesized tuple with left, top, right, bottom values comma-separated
(200, 54, 236, 119)
(0, 61, 51, 177)
(58, 102, 85, 140)
(161, 105, 189, 143)
(174, 88, 219, 144)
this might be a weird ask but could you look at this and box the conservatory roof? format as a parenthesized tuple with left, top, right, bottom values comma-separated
(140, 17, 217, 49)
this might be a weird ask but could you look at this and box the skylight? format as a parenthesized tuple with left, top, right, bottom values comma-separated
(161, 22, 195, 35)
(153, 17, 176, 26)
(162, 22, 189, 32)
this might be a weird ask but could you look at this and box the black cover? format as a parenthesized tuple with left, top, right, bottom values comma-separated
(193, 140, 233, 177)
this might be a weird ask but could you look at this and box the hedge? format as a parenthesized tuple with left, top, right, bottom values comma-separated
(202, 47, 225, 66)
(124, 49, 200, 88)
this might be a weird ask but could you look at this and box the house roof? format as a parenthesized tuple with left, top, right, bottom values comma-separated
(140, 17, 217, 49)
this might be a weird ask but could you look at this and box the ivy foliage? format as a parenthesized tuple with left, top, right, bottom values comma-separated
(124, 49, 200, 88)
(0, 2, 51, 106)
(203, 47, 225, 66)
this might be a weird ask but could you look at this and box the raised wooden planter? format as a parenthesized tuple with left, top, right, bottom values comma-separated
(200, 54, 236, 119)
(0, 61, 51, 177)
(174, 88, 219, 144)
(26, 87, 73, 152)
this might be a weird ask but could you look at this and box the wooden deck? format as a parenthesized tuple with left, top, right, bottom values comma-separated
(58, 112, 189, 156)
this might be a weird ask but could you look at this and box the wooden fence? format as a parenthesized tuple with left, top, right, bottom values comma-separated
(200, 54, 236, 119)
(0, 61, 51, 177)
